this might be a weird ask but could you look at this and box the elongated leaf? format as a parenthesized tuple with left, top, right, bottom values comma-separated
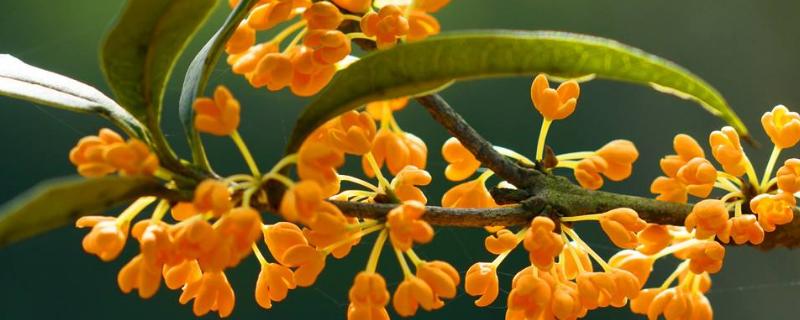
(0, 54, 146, 138)
(287, 30, 747, 152)
(0, 176, 178, 247)
(101, 0, 216, 127)
(179, 0, 258, 172)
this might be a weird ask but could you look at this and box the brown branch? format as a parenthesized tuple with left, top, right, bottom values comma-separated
(415, 94, 539, 188)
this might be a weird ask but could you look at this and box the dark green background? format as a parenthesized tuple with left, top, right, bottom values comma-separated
(2, 0, 800, 319)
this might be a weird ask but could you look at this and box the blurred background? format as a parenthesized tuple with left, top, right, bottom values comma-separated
(2, 0, 800, 319)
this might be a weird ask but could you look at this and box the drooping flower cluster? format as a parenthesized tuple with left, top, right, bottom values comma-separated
(226, 0, 449, 96)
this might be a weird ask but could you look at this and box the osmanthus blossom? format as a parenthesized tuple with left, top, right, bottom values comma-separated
(59, 1, 800, 319)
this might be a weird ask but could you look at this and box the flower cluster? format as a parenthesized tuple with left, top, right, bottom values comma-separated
(226, 0, 449, 96)
(69, 128, 159, 177)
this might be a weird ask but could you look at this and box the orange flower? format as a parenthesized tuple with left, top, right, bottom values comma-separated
(171, 202, 199, 221)
(348, 272, 391, 320)
(676, 158, 717, 198)
(202, 207, 263, 271)
(598, 208, 646, 249)
(69, 128, 159, 177)
(303, 2, 343, 30)
(762, 104, 800, 148)
(392, 165, 432, 204)
(228, 42, 278, 75)
(595, 139, 639, 181)
(464, 262, 499, 307)
(776, 158, 800, 193)
(361, 5, 409, 49)
(718, 214, 764, 245)
(323, 111, 376, 155)
(288, 45, 337, 96)
(163, 259, 202, 290)
(279, 180, 324, 223)
(170, 217, 217, 261)
(407, 10, 440, 42)
(297, 140, 345, 197)
(133, 220, 179, 270)
(530, 74, 579, 120)
(303, 201, 352, 236)
(179, 271, 236, 318)
(304, 29, 351, 65)
(387, 201, 434, 251)
(255, 263, 296, 309)
(393, 276, 437, 316)
(575, 271, 616, 310)
(332, 0, 371, 13)
(416, 260, 460, 302)
(629, 287, 661, 315)
(303, 216, 361, 259)
(365, 97, 409, 120)
(650, 176, 688, 203)
(636, 224, 672, 255)
(647, 288, 712, 320)
(226, 21, 255, 55)
(574, 156, 608, 190)
(506, 267, 553, 319)
(263, 222, 326, 286)
(118, 254, 162, 299)
(69, 128, 123, 177)
(684, 199, 729, 239)
(441, 137, 481, 181)
(249, 52, 294, 91)
(685, 241, 725, 274)
(562, 241, 593, 280)
(248, 0, 295, 30)
(608, 250, 654, 286)
(364, 129, 416, 177)
(523, 217, 564, 270)
(709, 126, 746, 176)
(75, 216, 128, 261)
(441, 179, 497, 208)
(484, 229, 518, 255)
(193, 86, 241, 136)
(551, 282, 584, 319)
(192, 179, 233, 217)
(750, 191, 796, 232)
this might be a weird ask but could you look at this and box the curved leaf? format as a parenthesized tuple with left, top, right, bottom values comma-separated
(287, 30, 747, 153)
(101, 0, 216, 127)
(0, 54, 146, 138)
(0, 176, 180, 247)
(179, 0, 258, 172)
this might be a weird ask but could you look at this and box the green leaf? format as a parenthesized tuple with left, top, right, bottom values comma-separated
(179, 0, 258, 172)
(101, 0, 216, 127)
(0, 54, 147, 138)
(0, 176, 177, 247)
(287, 30, 747, 153)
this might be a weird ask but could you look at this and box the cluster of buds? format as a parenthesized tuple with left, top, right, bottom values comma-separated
(226, 0, 450, 96)
(69, 128, 159, 177)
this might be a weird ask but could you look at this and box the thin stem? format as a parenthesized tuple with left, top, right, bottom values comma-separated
(720, 191, 743, 203)
(154, 168, 175, 181)
(714, 182, 740, 194)
(269, 20, 307, 47)
(734, 200, 743, 218)
(285, 28, 307, 51)
(262, 173, 295, 188)
(556, 161, 579, 169)
(560, 213, 603, 223)
(252, 244, 267, 265)
(242, 187, 257, 208)
(268, 154, 298, 175)
(342, 14, 362, 21)
(365, 152, 391, 190)
(717, 172, 743, 187)
(406, 249, 424, 266)
(339, 174, 380, 192)
(477, 170, 495, 183)
(394, 246, 413, 278)
(347, 32, 373, 41)
(715, 176, 741, 193)
(535, 118, 553, 161)
(366, 229, 389, 273)
(117, 197, 157, 226)
(556, 151, 595, 161)
(761, 146, 782, 191)
(660, 261, 689, 290)
(494, 146, 535, 165)
(230, 130, 261, 177)
(564, 226, 610, 271)
(150, 199, 171, 222)
(744, 155, 761, 189)
(653, 239, 701, 260)
(323, 224, 383, 254)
